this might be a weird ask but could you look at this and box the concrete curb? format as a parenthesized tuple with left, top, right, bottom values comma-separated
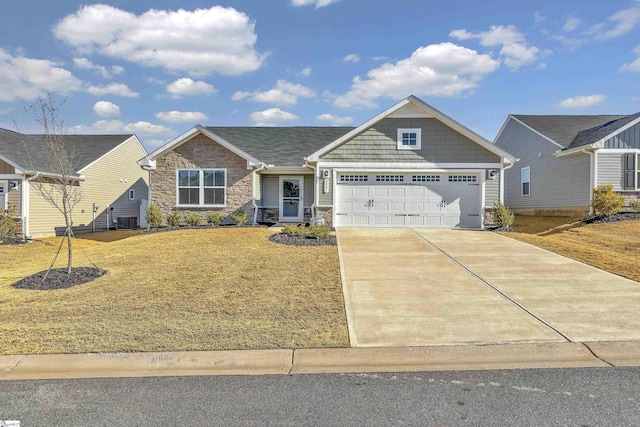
(2, 342, 638, 381)
(0, 350, 293, 380)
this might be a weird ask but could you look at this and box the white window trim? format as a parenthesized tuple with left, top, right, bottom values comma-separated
(128, 189, 135, 200)
(637, 153, 640, 190)
(0, 181, 6, 210)
(176, 168, 227, 207)
(521, 167, 531, 197)
(397, 128, 422, 150)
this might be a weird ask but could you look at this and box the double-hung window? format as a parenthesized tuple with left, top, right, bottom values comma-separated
(521, 167, 530, 196)
(397, 128, 421, 150)
(177, 169, 226, 206)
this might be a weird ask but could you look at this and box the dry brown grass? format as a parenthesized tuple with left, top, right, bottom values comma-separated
(502, 215, 640, 282)
(0, 228, 348, 355)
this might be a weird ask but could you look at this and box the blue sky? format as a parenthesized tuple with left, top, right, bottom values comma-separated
(1, 0, 639, 151)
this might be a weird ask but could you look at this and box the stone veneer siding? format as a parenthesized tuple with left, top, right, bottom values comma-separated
(315, 207, 333, 226)
(152, 134, 254, 223)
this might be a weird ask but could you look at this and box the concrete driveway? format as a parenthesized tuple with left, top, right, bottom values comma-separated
(337, 228, 640, 347)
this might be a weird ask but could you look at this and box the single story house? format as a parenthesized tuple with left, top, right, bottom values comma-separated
(0, 128, 149, 237)
(139, 95, 515, 229)
(494, 113, 640, 215)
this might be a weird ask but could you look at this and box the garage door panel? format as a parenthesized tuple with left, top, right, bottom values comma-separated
(335, 173, 481, 228)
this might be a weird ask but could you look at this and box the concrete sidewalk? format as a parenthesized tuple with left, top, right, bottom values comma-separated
(2, 341, 640, 380)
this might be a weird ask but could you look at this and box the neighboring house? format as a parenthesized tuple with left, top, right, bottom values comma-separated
(494, 113, 640, 215)
(0, 128, 149, 237)
(140, 96, 514, 229)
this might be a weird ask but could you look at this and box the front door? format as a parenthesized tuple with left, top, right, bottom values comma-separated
(279, 176, 303, 222)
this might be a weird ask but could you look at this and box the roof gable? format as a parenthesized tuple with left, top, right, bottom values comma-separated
(0, 128, 135, 175)
(568, 112, 640, 149)
(307, 95, 514, 163)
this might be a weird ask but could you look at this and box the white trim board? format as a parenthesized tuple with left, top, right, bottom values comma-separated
(318, 162, 503, 169)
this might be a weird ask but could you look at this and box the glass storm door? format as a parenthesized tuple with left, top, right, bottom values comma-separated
(280, 176, 303, 222)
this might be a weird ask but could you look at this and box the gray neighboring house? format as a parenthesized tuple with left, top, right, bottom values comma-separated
(139, 95, 515, 229)
(494, 113, 640, 215)
(0, 128, 148, 237)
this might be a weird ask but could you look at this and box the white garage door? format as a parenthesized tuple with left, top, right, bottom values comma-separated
(335, 173, 481, 228)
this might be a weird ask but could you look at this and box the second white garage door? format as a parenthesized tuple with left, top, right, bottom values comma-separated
(334, 173, 482, 228)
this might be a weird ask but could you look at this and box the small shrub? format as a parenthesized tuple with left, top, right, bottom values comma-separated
(0, 204, 18, 240)
(166, 210, 181, 227)
(309, 224, 331, 239)
(206, 212, 224, 225)
(230, 210, 248, 226)
(183, 212, 202, 226)
(591, 184, 625, 216)
(629, 200, 640, 213)
(492, 200, 514, 228)
(145, 203, 163, 228)
(282, 223, 306, 236)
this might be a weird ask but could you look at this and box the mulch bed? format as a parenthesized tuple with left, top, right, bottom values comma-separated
(12, 267, 106, 291)
(269, 233, 337, 246)
(583, 212, 640, 225)
(1, 237, 30, 245)
(138, 224, 267, 236)
(485, 225, 518, 232)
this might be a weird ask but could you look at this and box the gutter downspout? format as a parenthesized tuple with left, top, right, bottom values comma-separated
(252, 163, 267, 225)
(303, 161, 317, 219)
(500, 159, 516, 204)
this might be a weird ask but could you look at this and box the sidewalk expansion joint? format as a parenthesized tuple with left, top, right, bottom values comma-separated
(5, 355, 26, 375)
(288, 350, 295, 375)
(411, 230, 573, 343)
(581, 342, 615, 367)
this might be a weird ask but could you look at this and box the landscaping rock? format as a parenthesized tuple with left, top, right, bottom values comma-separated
(269, 233, 337, 246)
(12, 267, 106, 290)
(583, 212, 640, 225)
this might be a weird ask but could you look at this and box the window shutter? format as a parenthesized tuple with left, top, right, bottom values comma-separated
(624, 153, 636, 190)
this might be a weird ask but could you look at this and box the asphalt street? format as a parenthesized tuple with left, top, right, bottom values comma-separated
(1, 367, 639, 426)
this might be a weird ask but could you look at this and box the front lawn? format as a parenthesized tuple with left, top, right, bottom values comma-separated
(501, 215, 640, 282)
(0, 228, 349, 354)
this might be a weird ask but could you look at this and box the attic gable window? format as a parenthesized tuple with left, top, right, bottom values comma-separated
(177, 169, 226, 207)
(397, 128, 421, 150)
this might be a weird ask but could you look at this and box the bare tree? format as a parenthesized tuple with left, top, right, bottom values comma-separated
(25, 94, 83, 276)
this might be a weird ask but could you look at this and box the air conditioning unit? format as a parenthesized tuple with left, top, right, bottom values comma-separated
(116, 216, 138, 230)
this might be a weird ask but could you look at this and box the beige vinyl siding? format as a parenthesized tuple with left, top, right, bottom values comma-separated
(321, 118, 500, 164)
(597, 152, 625, 190)
(7, 180, 21, 217)
(28, 136, 148, 237)
(0, 159, 14, 174)
(484, 173, 500, 208)
(260, 174, 314, 208)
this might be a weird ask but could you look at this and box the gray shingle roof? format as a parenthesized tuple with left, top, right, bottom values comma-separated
(0, 128, 134, 175)
(568, 112, 640, 149)
(513, 115, 627, 148)
(205, 126, 354, 166)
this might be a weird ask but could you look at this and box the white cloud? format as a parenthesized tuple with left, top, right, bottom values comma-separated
(620, 45, 640, 72)
(166, 78, 216, 97)
(331, 42, 500, 109)
(556, 94, 607, 109)
(72, 120, 172, 137)
(93, 101, 120, 117)
(291, 0, 341, 8)
(589, 6, 640, 40)
(300, 66, 312, 77)
(53, 4, 266, 76)
(534, 12, 546, 24)
(551, 35, 585, 50)
(316, 113, 353, 125)
(372, 56, 388, 61)
(632, 97, 640, 102)
(156, 111, 208, 123)
(343, 53, 360, 63)
(250, 108, 299, 124)
(0, 49, 83, 101)
(450, 25, 540, 70)
(73, 57, 124, 78)
(85, 82, 139, 97)
(563, 17, 581, 32)
(232, 80, 315, 105)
